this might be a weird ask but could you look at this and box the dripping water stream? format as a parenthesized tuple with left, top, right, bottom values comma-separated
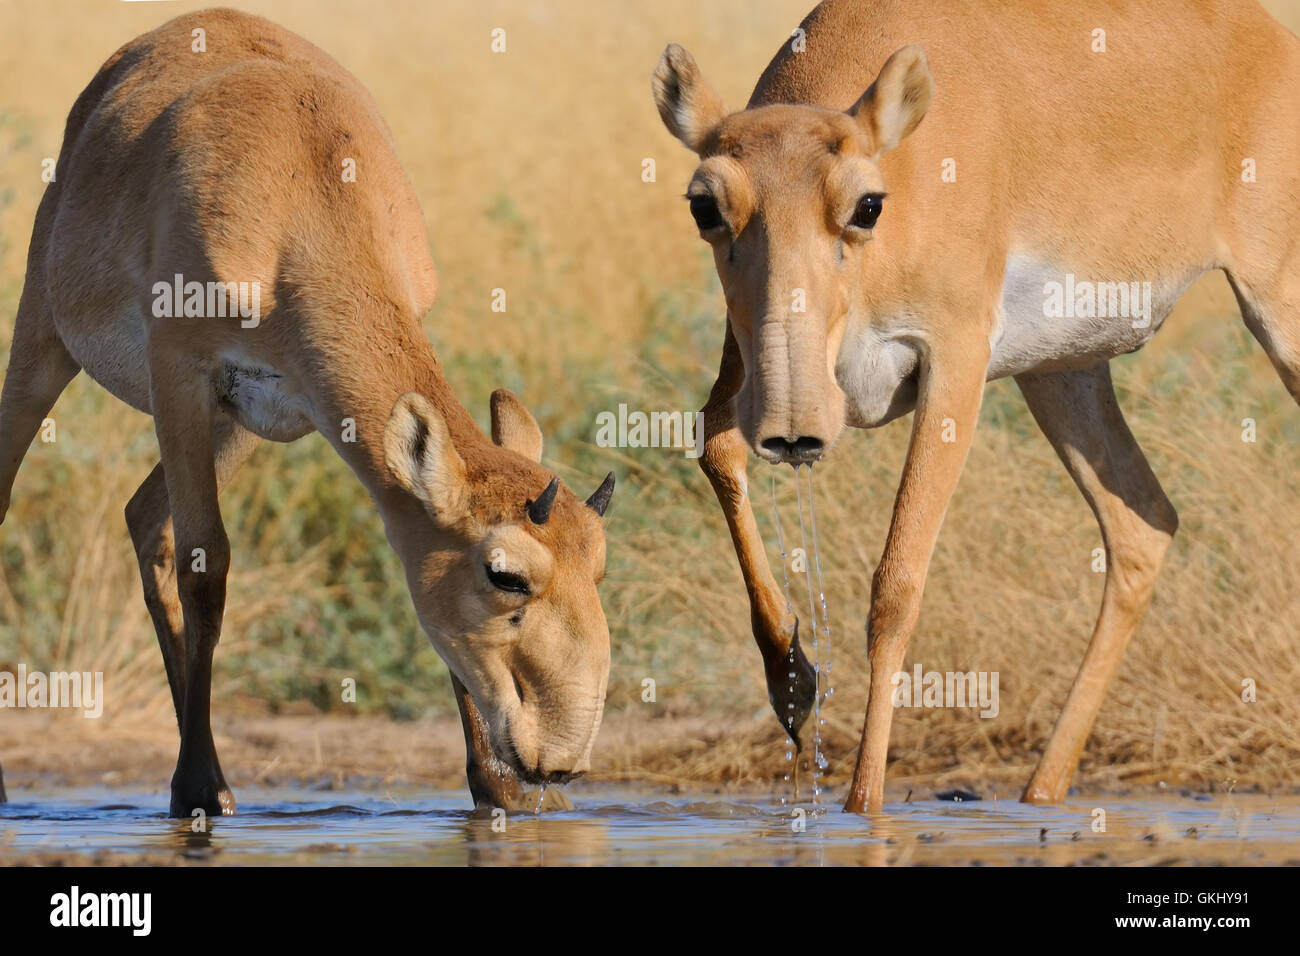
(769, 464, 833, 817)
(794, 464, 833, 811)
(768, 473, 800, 803)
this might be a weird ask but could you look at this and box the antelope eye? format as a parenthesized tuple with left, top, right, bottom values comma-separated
(485, 564, 531, 595)
(850, 194, 883, 230)
(689, 194, 725, 232)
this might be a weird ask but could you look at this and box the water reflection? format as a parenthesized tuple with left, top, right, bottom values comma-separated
(459, 810, 611, 866)
(0, 787, 1297, 866)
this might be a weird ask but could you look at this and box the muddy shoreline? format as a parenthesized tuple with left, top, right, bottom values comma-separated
(3, 706, 1295, 803)
(5, 709, 1300, 867)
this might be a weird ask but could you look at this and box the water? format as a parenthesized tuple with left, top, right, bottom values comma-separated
(793, 464, 832, 807)
(769, 472, 801, 804)
(771, 465, 834, 811)
(2, 786, 1298, 865)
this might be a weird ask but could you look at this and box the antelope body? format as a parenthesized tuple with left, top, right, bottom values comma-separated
(654, 0, 1299, 811)
(0, 8, 615, 816)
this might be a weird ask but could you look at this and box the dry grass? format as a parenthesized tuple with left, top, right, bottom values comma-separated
(0, 0, 1298, 796)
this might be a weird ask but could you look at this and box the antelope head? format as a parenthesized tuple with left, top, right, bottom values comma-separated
(653, 43, 933, 464)
(383, 388, 615, 785)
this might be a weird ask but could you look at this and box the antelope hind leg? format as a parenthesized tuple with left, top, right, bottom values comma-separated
(1015, 363, 1177, 803)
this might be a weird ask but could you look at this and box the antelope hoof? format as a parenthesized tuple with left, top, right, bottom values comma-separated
(765, 618, 817, 748)
(1020, 781, 1065, 805)
(170, 774, 237, 818)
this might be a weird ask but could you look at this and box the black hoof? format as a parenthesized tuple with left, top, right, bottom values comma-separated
(765, 618, 818, 749)
(170, 780, 236, 818)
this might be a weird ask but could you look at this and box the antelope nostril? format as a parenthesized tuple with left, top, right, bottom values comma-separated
(760, 436, 825, 462)
(511, 672, 524, 704)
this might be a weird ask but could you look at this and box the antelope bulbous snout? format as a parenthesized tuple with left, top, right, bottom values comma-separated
(515, 758, 586, 787)
(500, 705, 603, 786)
(758, 435, 826, 465)
(741, 312, 846, 466)
(493, 656, 607, 786)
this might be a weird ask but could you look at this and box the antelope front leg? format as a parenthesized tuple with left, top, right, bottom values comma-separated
(451, 676, 575, 812)
(149, 349, 236, 818)
(452, 674, 526, 809)
(844, 339, 989, 813)
(700, 324, 818, 745)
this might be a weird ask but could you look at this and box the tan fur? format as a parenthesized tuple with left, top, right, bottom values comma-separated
(0, 9, 615, 815)
(655, 0, 1298, 811)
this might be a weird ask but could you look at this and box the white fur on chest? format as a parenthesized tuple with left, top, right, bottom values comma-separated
(987, 255, 1184, 379)
(835, 320, 921, 428)
(835, 254, 1197, 427)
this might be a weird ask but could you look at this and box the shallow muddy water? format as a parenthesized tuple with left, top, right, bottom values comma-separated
(2, 785, 1298, 865)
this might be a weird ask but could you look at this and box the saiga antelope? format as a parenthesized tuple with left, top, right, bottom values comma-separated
(653, 0, 1298, 812)
(0, 9, 616, 816)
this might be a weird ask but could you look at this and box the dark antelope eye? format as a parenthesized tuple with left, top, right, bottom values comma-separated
(850, 194, 883, 230)
(485, 564, 531, 596)
(688, 194, 725, 232)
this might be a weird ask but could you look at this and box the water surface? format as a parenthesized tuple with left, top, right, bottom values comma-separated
(2, 786, 1297, 865)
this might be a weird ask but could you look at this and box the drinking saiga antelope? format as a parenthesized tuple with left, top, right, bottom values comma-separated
(654, 0, 1298, 812)
(0, 8, 616, 817)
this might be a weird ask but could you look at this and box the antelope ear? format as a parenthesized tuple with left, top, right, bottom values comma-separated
(490, 389, 543, 463)
(384, 392, 468, 521)
(652, 43, 729, 153)
(849, 45, 933, 156)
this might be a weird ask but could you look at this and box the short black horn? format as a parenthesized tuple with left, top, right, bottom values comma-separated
(586, 471, 615, 517)
(527, 476, 560, 524)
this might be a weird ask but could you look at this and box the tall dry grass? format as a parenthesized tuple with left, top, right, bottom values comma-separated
(0, 0, 1297, 791)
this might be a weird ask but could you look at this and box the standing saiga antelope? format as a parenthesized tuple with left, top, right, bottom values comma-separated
(654, 0, 1298, 812)
(0, 8, 616, 817)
